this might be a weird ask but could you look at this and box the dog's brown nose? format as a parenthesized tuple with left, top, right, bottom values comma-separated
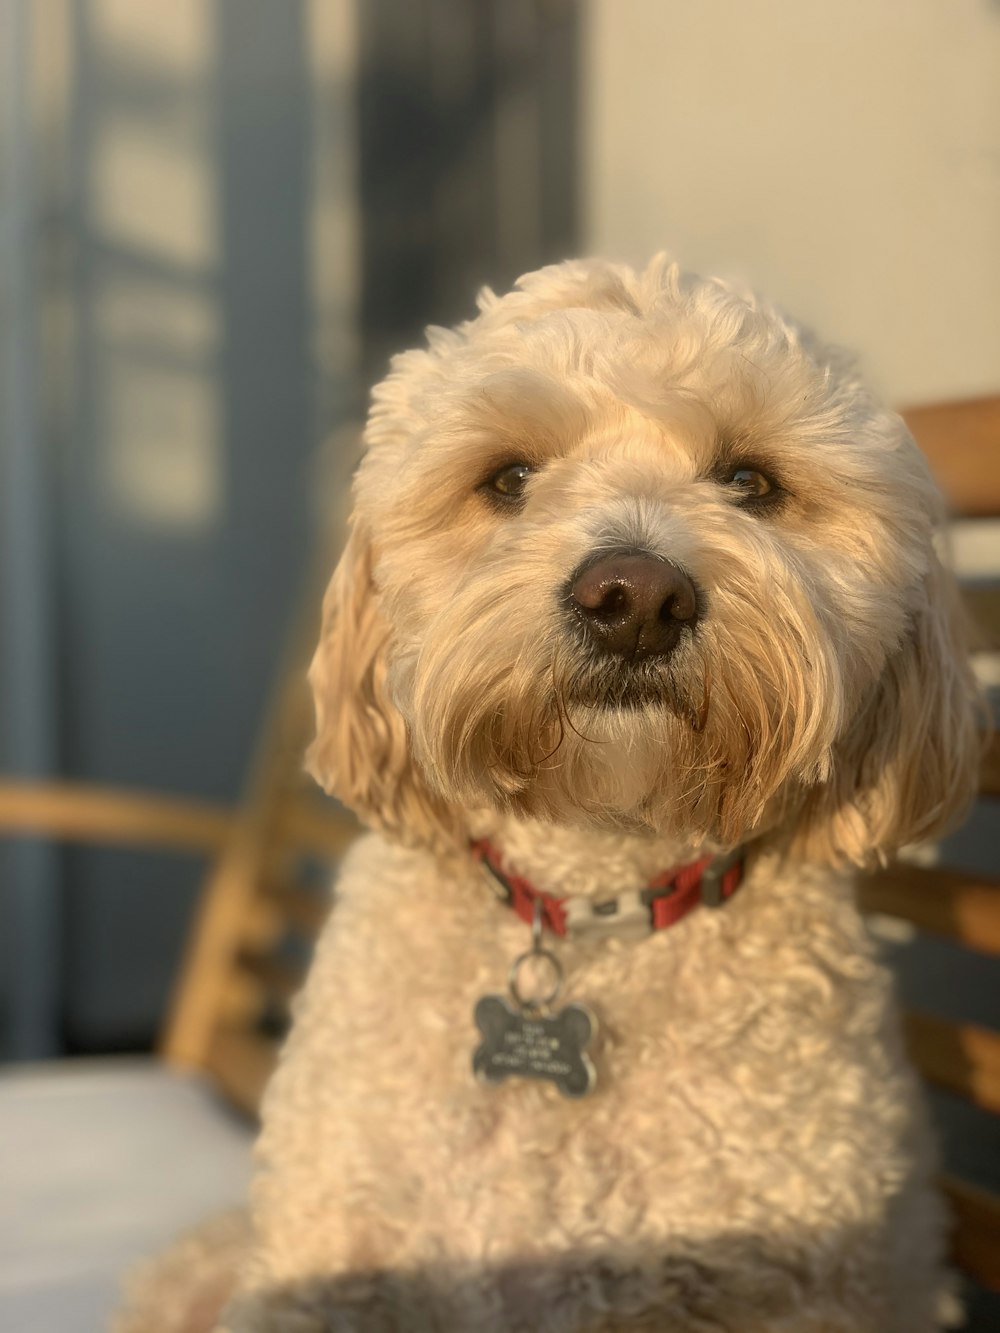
(569, 552, 698, 659)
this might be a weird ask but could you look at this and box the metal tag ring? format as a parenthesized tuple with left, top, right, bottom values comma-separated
(508, 946, 563, 1012)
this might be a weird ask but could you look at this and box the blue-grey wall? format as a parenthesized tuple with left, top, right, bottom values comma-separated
(2, 0, 332, 1055)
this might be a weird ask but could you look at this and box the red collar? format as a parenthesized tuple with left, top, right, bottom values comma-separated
(471, 839, 745, 941)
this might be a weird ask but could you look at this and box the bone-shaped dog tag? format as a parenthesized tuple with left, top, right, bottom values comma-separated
(473, 994, 597, 1098)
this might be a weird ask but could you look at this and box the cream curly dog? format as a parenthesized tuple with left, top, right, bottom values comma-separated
(221, 257, 981, 1332)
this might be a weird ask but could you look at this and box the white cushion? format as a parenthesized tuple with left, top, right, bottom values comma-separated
(0, 1060, 253, 1333)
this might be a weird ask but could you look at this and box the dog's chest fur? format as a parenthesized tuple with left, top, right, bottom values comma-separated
(244, 833, 941, 1330)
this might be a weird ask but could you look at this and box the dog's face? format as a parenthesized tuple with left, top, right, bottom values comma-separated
(309, 258, 980, 863)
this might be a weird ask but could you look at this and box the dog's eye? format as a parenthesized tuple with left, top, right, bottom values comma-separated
(720, 467, 777, 504)
(483, 463, 534, 502)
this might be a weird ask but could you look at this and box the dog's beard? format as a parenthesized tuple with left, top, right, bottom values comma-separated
(565, 640, 706, 722)
(390, 567, 849, 844)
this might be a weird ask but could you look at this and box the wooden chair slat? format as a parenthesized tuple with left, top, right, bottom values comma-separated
(903, 1013, 1000, 1115)
(964, 584, 1000, 654)
(902, 397, 1000, 517)
(272, 797, 359, 861)
(205, 1026, 279, 1117)
(162, 634, 321, 1070)
(943, 1176, 1000, 1293)
(0, 779, 233, 853)
(236, 948, 304, 1005)
(983, 733, 1000, 800)
(857, 864, 1000, 954)
(263, 881, 331, 936)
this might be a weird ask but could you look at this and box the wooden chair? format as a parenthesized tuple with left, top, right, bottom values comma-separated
(858, 395, 1000, 1294)
(157, 629, 359, 1108)
(0, 600, 359, 1109)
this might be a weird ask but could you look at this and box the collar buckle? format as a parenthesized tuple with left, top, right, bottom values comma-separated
(700, 848, 743, 908)
(563, 889, 652, 942)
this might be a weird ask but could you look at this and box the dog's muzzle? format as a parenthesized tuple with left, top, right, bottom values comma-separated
(567, 549, 699, 661)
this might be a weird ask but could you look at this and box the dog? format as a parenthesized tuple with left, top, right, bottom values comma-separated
(219, 256, 981, 1332)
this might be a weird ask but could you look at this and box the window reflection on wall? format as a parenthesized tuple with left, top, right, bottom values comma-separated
(89, 0, 223, 534)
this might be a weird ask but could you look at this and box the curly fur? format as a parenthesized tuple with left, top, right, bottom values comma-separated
(116, 1210, 251, 1333)
(219, 256, 982, 1332)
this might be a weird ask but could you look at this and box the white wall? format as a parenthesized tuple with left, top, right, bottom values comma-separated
(583, 0, 1000, 405)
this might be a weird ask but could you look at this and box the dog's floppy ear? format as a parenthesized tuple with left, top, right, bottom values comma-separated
(306, 523, 460, 852)
(801, 552, 983, 866)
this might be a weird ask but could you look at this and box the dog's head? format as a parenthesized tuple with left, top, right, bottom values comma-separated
(308, 257, 981, 864)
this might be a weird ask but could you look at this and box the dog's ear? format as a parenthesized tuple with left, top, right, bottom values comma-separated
(305, 523, 461, 852)
(800, 553, 984, 866)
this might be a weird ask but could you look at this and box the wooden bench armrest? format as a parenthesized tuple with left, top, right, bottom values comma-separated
(943, 1176, 1000, 1292)
(0, 779, 233, 854)
(0, 779, 359, 862)
(902, 397, 1000, 517)
(903, 1013, 1000, 1115)
(858, 864, 1000, 955)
